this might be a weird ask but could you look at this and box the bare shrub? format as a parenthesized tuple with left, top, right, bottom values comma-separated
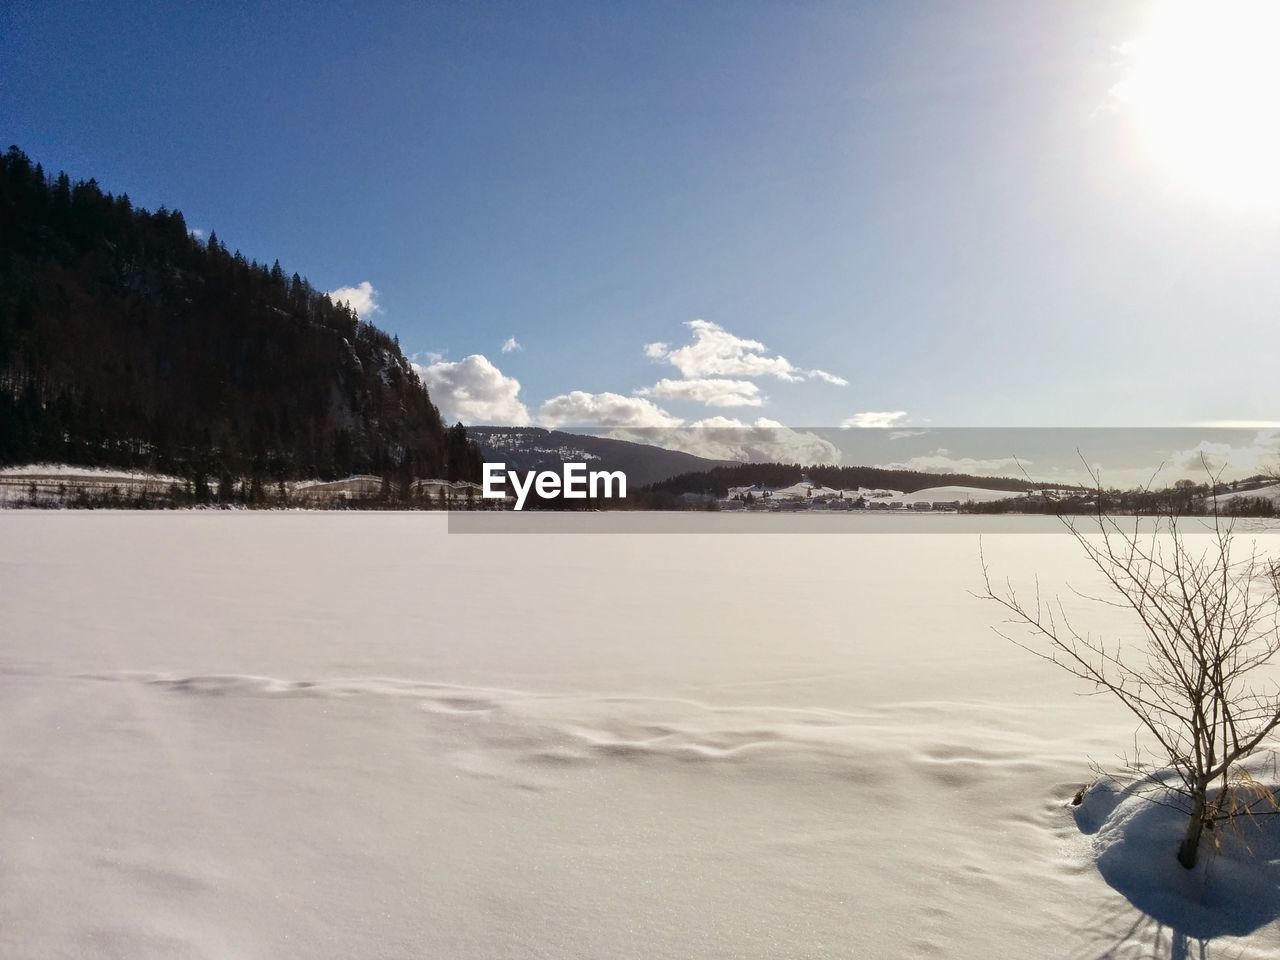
(980, 473, 1280, 869)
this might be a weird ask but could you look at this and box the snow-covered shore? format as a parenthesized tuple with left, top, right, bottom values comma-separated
(1, 513, 1277, 958)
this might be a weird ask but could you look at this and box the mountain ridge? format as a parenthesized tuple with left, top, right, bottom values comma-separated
(467, 426, 735, 487)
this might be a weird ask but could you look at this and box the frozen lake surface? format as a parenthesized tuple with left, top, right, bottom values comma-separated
(2, 513, 1278, 958)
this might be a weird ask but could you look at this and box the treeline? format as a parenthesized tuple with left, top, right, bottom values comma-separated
(0, 146, 482, 486)
(1218, 496, 1278, 517)
(646, 462, 1045, 498)
(8, 480, 502, 511)
(960, 482, 1276, 517)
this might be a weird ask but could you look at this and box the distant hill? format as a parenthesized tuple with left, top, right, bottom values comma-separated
(468, 427, 734, 487)
(0, 146, 480, 487)
(647, 463, 1052, 497)
(467, 428, 1066, 501)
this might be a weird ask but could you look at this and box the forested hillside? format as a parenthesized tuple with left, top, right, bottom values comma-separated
(0, 147, 481, 487)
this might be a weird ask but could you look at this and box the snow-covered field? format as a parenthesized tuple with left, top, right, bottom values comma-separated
(2, 513, 1278, 959)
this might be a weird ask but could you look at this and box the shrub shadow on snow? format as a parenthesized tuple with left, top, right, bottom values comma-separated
(1070, 906, 1211, 960)
(1074, 774, 1280, 948)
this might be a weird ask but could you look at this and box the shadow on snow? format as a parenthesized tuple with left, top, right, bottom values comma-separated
(1071, 767, 1280, 957)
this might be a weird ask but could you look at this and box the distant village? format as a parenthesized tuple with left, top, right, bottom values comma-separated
(0, 466, 1032, 511)
(0, 468, 494, 509)
(687, 474, 1280, 516)
(678, 475, 1048, 512)
(4, 465, 1278, 516)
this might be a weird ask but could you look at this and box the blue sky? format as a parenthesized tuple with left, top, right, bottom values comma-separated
(4, 0, 1280, 451)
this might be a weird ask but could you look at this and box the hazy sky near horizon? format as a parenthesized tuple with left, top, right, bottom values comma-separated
(4, 0, 1279, 444)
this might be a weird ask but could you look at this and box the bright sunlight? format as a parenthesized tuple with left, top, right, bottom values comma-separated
(1112, 0, 1280, 209)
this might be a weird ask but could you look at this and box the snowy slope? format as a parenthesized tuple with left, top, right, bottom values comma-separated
(1208, 481, 1280, 508)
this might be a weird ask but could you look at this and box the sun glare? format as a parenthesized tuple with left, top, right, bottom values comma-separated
(1112, 0, 1280, 209)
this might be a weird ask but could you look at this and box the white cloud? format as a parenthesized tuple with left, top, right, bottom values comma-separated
(613, 417, 841, 465)
(643, 342, 670, 360)
(328, 281, 380, 318)
(645, 320, 805, 382)
(638, 378, 764, 408)
(1167, 430, 1280, 478)
(420, 319, 856, 443)
(808, 369, 849, 386)
(874, 448, 1026, 476)
(645, 323, 844, 399)
(841, 411, 909, 429)
(189, 227, 205, 240)
(889, 429, 929, 440)
(539, 391, 682, 429)
(417, 354, 531, 426)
